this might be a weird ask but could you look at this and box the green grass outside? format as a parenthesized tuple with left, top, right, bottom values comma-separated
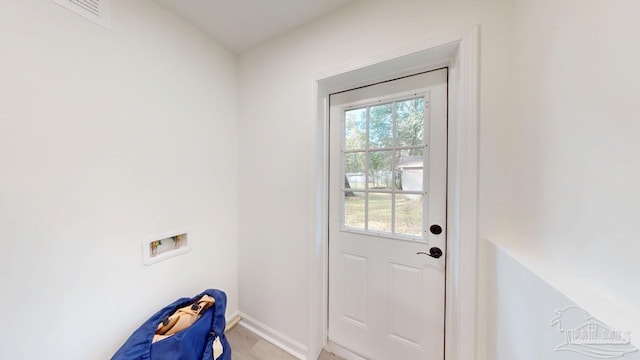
(344, 193, 422, 237)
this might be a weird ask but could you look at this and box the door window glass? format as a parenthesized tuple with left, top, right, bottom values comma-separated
(342, 96, 427, 240)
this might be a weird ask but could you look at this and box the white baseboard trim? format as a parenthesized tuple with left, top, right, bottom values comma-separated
(325, 341, 368, 360)
(225, 311, 239, 325)
(237, 312, 308, 360)
(225, 311, 241, 332)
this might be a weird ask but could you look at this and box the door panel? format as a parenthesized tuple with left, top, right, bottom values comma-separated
(328, 69, 447, 360)
(342, 252, 368, 327)
(389, 261, 422, 345)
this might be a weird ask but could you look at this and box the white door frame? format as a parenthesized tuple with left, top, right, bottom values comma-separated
(309, 26, 479, 360)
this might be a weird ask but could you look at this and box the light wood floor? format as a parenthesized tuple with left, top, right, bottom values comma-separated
(226, 324, 344, 360)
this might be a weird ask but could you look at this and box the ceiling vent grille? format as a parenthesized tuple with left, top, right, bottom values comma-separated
(54, 0, 110, 29)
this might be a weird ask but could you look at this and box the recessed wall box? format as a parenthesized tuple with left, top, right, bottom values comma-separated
(142, 231, 190, 266)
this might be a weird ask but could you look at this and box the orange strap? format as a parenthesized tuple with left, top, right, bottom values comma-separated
(152, 295, 215, 343)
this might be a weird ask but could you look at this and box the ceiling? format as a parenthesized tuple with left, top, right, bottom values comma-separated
(154, 0, 357, 54)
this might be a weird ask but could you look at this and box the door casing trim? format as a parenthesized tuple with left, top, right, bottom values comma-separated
(309, 26, 479, 360)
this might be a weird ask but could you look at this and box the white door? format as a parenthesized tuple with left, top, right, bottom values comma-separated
(328, 69, 448, 360)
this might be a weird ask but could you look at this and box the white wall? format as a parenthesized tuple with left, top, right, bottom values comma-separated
(0, 1, 238, 358)
(509, 0, 640, 340)
(237, 0, 514, 351)
(486, 241, 640, 360)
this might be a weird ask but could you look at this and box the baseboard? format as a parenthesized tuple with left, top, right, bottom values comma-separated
(237, 312, 308, 360)
(225, 311, 239, 325)
(325, 341, 368, 360)
(225, 311, 241, 332)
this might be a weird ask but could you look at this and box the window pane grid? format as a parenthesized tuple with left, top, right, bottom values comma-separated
(342, 95, 427, 241)
(343, 145, 424, 153)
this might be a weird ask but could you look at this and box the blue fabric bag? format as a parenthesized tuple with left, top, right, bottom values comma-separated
(112, 289, 231, 360)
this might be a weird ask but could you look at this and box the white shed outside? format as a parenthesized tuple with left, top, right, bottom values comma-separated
(397, 155, 423, 199)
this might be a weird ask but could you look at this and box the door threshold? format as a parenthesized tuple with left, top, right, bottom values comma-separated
(326, 341, 368, 360)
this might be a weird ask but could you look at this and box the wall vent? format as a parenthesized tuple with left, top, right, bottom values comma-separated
(54, 0, 110, 29)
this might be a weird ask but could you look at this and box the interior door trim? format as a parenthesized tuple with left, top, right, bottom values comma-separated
(309, 25, 480, 360)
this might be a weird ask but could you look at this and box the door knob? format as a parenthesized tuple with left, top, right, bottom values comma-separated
(417, 247, 443, 259)
(430, 224, 442, 235)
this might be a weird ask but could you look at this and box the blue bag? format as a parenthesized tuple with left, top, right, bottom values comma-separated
(112, 289, 231, 360)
